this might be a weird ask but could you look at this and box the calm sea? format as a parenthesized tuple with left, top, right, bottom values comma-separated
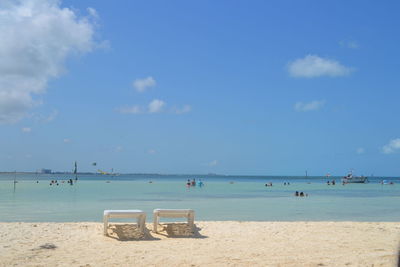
(0, 173, 399, 222)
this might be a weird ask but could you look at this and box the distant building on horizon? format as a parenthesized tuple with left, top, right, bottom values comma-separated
(41, 169, 52, 174)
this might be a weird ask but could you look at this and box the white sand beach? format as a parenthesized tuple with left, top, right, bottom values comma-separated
(1, 221, 399, 266)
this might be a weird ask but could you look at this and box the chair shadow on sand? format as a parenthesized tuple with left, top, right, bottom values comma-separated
(107, 224, 160, 241)
(106, 223, 207, 241)
(155, 223, 207, 239)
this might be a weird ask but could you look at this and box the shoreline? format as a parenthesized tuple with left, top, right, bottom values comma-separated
(1, 221, 399, 266)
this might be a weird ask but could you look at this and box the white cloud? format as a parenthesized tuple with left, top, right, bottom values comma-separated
(117, 99, 169, 114)
(87, 7, 98, 19)
(133, 77, 156, 93)
(21, 127, 31, 133)
(34, 109, 58, 122)
(339, 40, 359, 49)
(288, 55, 353, 78)
(0, 0, 98, 123)
(148, 149, 156, 155)
(208, 160, 218, 166)
(44, 110, 58, 122)
(0, 90, 38, 123)
(356, 147, 365, 154)
(294, 100, 325, 112)
(114, 146, 123, 152)
(173, 105, 192, 114)
(148, 99, 165, 113)
(117, 105, 142, 114)
(382, 138, 400, 154)
(63, 138, 71, 143)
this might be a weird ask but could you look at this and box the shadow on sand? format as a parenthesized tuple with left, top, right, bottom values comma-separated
(106, 223, 207, 241)
(155, 223, 207, 239)
(107, 224, 160, 241)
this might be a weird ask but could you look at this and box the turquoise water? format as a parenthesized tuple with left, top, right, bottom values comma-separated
(0, 174, 399, 222)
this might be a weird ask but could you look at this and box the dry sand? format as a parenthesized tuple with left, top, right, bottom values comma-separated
(1, 221, 399, 267)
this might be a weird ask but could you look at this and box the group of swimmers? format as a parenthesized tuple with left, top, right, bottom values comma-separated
(186, 178, 204, 187)
(49, 179, 75, 186)
(295, 191, 308, 197)
(327, 180, 336, 185)
(266, 182, 291, 187)
(49, 180, 59, 186)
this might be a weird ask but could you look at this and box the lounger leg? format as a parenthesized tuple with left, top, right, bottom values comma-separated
(188, 212, 194, 232)
(153, 213, 159, 233)
(103, 215, 109, 236)
(136, 217, 140, 232)
(138, 215, 146, 233)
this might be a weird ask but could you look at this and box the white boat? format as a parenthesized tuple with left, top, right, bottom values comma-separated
(342, 172, 368, 184)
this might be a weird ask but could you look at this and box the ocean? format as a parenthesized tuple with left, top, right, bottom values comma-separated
(0, 173, 399, 222)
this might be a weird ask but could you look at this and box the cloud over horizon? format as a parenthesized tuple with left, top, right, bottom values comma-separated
(208, 160, 218, 166)
(21, 127, 31, 133)
(288, 55, 353, 78)
(294, 100, 325, 112)
(382, 138, 400, 154)
(339, 40, 359, 49)
(117, 101, 193, 116)
(173, 105, 192, 114)
(356, 147, 365, 154)
(0, 0, 98, 123)
(117, 105, 142, 114)
(148, 99, 165, 113)
(133, 77, 156, 93)
(117, 99, 166, 114)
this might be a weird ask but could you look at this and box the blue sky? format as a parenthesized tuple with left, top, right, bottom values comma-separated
(1, 0, 400, 176)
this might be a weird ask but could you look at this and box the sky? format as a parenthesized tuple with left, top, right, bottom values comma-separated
(1, 0, 400, 176)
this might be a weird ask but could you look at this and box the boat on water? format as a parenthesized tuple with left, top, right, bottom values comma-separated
(342, 172, 368, 184)
(97, 169, 120, 176)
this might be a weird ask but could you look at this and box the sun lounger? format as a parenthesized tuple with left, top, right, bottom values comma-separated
(153, 209, 195, 233)
(103, 210, 146, 236)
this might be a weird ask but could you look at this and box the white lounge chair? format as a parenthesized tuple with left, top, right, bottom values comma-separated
(153, 209, 195, 233)
(103, 210, 146, 236)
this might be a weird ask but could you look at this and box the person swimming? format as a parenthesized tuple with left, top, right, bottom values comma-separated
(186, 179, 191, 187)
(198, 179, 204, 187)
(191, 179, 196, 186)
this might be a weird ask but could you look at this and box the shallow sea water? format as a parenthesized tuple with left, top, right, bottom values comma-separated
(0, 174, 399, 222)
